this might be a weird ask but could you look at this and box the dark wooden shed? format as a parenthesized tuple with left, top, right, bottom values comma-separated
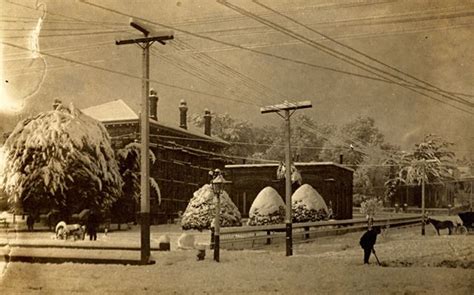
(225, 162, 354, 220)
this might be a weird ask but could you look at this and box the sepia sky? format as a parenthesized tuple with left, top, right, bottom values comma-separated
(1, 0, 473, 156)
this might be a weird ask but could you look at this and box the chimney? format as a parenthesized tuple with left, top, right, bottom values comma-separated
(204, 109, 212, 136)
(339, 154, 344, 164)
(149, 88, 159, 120)
(52, 99, 62, 110)
(179, 99, 188, 130)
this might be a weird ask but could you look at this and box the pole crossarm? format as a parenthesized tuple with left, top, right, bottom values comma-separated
(260, 100, 312, 114)
(116, 35, 174, 46)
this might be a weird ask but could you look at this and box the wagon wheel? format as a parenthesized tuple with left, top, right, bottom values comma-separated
(457, 225, 468, 235)
(56, 227, 66, 240)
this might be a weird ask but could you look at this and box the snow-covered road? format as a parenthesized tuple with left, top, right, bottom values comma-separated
(0, 224, 472, 294)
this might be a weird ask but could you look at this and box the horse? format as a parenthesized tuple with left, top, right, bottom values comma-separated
(55, 221, 86, 241)
(426, 217, 455, 235)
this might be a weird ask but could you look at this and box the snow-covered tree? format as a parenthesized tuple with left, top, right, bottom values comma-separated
(0, 103, 122, 217)
(181, 184, 241, 231)
(248, 186, 286, 226)
(292, 184, 329, 222)
(113, 142, 161, 224)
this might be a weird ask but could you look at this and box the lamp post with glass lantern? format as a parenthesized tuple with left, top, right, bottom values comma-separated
(210, 169, 230, 262)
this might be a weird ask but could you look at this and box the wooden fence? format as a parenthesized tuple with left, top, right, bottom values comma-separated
(218, 215, 422, 250)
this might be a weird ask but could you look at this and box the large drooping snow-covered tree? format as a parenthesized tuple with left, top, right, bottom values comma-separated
(181, 184, 242, 231)
(0, 103, 123, 217)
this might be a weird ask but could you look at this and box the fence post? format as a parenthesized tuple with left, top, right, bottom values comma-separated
(210, 228, 215, 250)
(304, 226, 310, 239)
(266, 230, 272, 245)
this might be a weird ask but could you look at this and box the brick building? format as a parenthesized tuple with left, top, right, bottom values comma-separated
(83, 90, 231, 223)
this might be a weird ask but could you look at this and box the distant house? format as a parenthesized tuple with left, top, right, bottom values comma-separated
(225, 162, 354, 220)
(391, 166, 474, 209)
(82, 89, 232, 224)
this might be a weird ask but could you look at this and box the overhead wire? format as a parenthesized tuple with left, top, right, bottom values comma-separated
(253, 0, 474, 106)
(218, 0, 474, 114)
(170, 39, 280, 104)
(1, 41, 261, 108)
(77, 0, 474, 109)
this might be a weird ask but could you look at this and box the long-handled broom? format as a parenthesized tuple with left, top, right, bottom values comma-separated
(372, 248, 381, 266)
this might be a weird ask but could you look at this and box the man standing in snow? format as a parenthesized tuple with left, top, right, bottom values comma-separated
(87, 211, 99, 241)
(359, 226, 381, 264)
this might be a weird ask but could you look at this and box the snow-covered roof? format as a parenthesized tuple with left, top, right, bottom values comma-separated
(82, 99, 228, 146)
(225, 162, 353, 172)
(82, 99, 138, 122)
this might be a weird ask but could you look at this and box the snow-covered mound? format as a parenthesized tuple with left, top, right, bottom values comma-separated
(292, 184, 329, 222)
(248, 186, 285, 226)
(181, 184, 242, 231)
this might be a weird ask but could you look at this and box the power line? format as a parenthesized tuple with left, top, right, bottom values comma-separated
(75, 0, 468, 100)
(5, 0, 128, 27)
(253, 0, 474, 107)
(1, 41, 260, 108)
(218, 0, 474, 114)
(2, 29, 133, 39)
(170, 39, 280, 104)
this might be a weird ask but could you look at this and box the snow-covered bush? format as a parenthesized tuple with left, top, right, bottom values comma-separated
(181, 184, 241, 231)
(360, 197, 383, 219)
(292, 184, 329, 222)
(248, 186, 285, 226)
(0, 103, 122, 214)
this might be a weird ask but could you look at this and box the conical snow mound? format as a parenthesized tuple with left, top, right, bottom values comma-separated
(248, 186, 285, 226)
(292, 184, 329, 222)
(181, 184, 242, 231)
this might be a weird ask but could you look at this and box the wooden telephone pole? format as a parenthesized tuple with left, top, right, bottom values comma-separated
(116, 20, 173, 265)
(261, 100, 312, 256)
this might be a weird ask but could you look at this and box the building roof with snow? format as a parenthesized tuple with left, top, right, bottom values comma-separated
(82, 98, 228, 146)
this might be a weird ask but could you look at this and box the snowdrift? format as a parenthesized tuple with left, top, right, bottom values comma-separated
(292, 184, 329, 222)
(181, 184, 242, 231)
(248, 186, 285, 226)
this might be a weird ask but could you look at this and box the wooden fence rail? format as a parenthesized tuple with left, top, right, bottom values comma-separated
(218, 215, 422, 249)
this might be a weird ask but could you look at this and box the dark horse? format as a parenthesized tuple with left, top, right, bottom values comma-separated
(426, 217, 455, 235)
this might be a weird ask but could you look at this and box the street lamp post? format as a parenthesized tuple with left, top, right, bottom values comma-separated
(210, 169, 230, 262)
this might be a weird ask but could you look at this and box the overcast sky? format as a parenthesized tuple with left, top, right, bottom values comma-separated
(1, 0, 473, 156)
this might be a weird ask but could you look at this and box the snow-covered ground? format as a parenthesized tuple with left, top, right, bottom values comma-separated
(0, 222, 472, 294)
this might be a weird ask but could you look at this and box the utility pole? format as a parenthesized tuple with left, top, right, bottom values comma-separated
(116, 20, 173, 265)
(470, 180, 473, 212)
(261, 100, 312, 256)
(421, 159, 437, 236)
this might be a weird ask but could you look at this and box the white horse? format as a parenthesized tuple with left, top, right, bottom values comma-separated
(55, 221, 86, 241)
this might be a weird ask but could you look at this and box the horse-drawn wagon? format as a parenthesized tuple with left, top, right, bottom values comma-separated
(456, 211, 474, 235)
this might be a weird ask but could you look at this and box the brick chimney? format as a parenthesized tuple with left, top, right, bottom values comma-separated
(204, 109, 212, 136)
(149, 88, 159, 120)
(179, 99, 188, 130)
(52, 99, 62, 110)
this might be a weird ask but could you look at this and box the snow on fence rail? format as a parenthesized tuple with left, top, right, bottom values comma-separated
(219, 215, 422, 249)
